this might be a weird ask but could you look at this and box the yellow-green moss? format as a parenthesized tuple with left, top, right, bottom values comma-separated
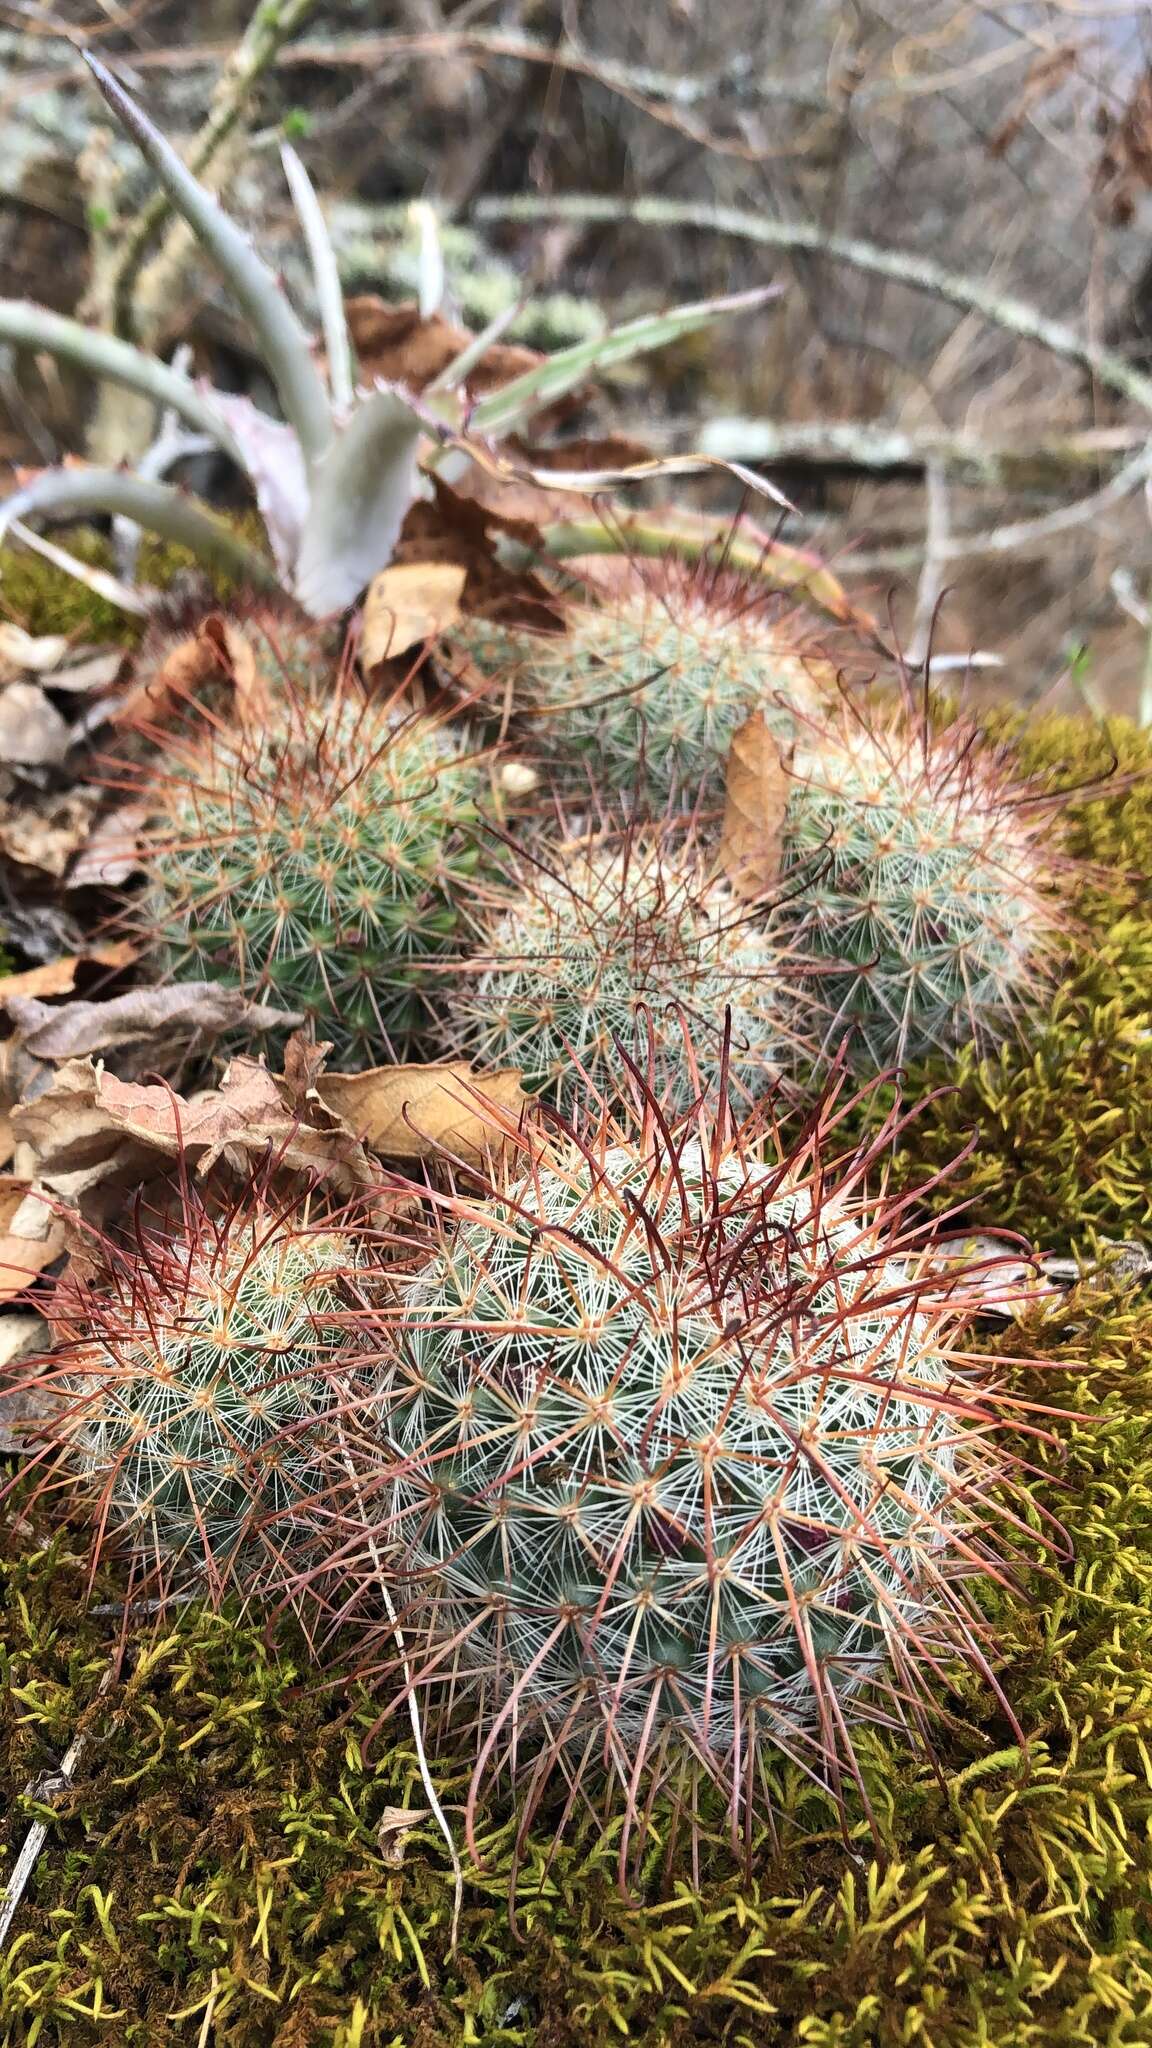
(5, 709, 1152, 2044)
(862, 712, 1152, 1249)
(0, 518, 271, 644)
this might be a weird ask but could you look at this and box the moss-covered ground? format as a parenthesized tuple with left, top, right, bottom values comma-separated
(4, 706, 1152, 2044)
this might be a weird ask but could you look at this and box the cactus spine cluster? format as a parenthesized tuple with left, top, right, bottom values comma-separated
(444, 835, 791, 1108)
(779, 709, 1066, 1069)
(142, 683, 485, 1067)
(455, 574, 825, 806)
(378, 1108, 1010, 1847)
(46, 1198, 362, 1594)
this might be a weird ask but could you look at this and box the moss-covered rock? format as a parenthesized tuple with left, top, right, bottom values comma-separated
(5, 710, 1152, 2044)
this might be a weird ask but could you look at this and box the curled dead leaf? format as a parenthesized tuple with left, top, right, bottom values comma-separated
(375, 1805, 430, 1867)
(45, 650, 125, 695)
(67, 801, 150, 889)
(0, 1179, 66, 1303)
(115, 613, 265, 729)
(0, 1318, 55, 1452)
(316, 1062, 526, 1167)
(361, 561, 467, 666)
(898, 1232, 1060, 1323)
(0, 788, 100, 878)
(3, 982, 301, 1067)
(10, 1055, 395, 1221)
(718, 711, 792, 903)
(0, 623, 71, 679)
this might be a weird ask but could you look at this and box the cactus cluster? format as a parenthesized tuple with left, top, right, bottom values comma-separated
(455, 572, 826, 808)
(444, 834, 794, 1109)
(42, 1197, 362, 1595)
(376, 1107, 1014, 1849)
(779, 708, 1068, 1070)
(142, 684, 484, 1067)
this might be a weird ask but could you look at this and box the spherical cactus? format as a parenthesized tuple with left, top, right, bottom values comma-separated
(452, 567, 829, 808)
(779, 705, 1074, 1071)
(139, 683, 486, 1067)
(32, 1193, 366, 1596)
(378, 1102, 1021, 1860)
(444, 833, 792, 1110)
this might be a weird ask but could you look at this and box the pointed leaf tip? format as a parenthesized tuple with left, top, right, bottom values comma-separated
(82, 51, 333, 470)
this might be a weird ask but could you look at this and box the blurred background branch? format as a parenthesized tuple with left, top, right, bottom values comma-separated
(2, 0, 1152, 704)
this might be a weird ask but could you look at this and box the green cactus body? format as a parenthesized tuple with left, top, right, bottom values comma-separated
(383, 1124, 1007, 1825)
(144, 689, 484, 1066)
(455, 584, 824, 807)
(780, 717, 1065, 1069)
(55, 1208, 360, 1591)
(445, 837, 788, 1108)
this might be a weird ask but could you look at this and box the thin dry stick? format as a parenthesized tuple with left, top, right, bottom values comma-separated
(5, 519, 151, 616)
(823, 442, 1152, 572)
(473, 194, 1152, 421)
(104, 0, 321, 331)
(908, 459, 951, 666)
(0, 1659, 116, 1951)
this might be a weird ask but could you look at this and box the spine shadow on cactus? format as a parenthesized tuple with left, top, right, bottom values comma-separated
(324, 1074, 1063, 1886)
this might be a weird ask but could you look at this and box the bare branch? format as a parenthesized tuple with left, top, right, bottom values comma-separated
(687, 419, 1146, 492)
(474, 195, 1152, 420)
(94, 0, 320, 333)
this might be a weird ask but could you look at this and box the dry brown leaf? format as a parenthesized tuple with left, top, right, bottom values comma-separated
(911, 1232, 1061, 1322)
(316, 1062, 525, 1166)
(0, 1318, 55, 1452)
(0, 682, 70, 767)
(0, 1179, 66, 1303)
(10, 1062, 165, 1206)
(114, 613, 264, 729)
(4, 982, 301, 1065)
(11, 1056, 390, 1217)
(361, 562, 467, 666)
(375, 1806, 430, 1866)
(67, 801, 149, 889)
(0, 1111, 13, 1172)
(212, 618, 268, 728)
(343, 297, 544, 398)
(0, 941, 136, 1003)
(0, 788, 100, 877)
(718, 711, 792, 903)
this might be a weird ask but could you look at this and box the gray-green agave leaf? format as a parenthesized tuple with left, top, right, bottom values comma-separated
(0, 57, 783, 621)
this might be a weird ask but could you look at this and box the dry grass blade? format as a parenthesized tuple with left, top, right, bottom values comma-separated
(718, 710, 792, 902)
